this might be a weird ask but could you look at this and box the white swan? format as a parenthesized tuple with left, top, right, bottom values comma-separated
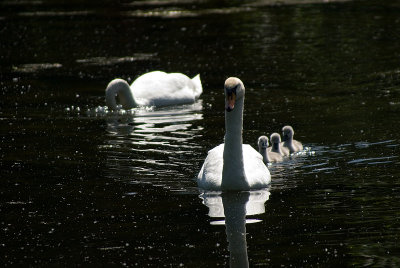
(257, 135, 283, 163)
(197, 77, 271, 191)
(281, 125, 303, 154)
(105, 71, 202, 109)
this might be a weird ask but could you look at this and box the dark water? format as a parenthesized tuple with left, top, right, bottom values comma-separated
(1, 0, 400, 266)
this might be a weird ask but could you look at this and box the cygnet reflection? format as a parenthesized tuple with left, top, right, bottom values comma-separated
(200, 189, 270, 268)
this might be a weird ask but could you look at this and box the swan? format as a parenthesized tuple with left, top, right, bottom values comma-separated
(281, 125, 303, 153)
(257, 135, 283, 163)
(268, 133, 289, 156)
(197, 77, 271, 191)
(105, 71, 202, 109)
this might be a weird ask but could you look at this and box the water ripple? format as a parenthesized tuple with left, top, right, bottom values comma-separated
(76, 54, 157, 66)
(123, 7, 252, 18)
(12, 63, 62, 73)
(355, 139, 396, 148)
(98, 101, 204, 192)
(348, 156, 398, 165)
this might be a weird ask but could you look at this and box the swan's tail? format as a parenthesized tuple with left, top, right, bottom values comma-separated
(191, 74, 203, 99)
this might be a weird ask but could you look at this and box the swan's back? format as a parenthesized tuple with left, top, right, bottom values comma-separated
(132, 71, 202, 106)
(197, 144, 271, 190)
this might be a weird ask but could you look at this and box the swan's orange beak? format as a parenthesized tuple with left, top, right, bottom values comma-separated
(225, 92, 236, 112)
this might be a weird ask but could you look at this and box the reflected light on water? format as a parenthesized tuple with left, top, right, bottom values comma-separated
(200, 189, 270, 219)
(96, 101, 204, 192)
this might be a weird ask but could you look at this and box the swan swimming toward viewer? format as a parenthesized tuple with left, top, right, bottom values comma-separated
(281, 125, 303, 154)
(257, 135, 283, 163)
(197, 77, 271, 191)
(105, 71, 202, 109)
(269, 133, 289, 156)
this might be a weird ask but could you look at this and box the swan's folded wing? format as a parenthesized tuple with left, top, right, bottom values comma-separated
(133, 72, 197, 106)
(197, 144, 224, 190)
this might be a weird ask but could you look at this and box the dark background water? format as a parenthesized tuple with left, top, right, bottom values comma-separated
(1, 0, 400, 266)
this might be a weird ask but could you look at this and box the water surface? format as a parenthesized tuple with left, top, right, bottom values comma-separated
(1, 0, 400, 266)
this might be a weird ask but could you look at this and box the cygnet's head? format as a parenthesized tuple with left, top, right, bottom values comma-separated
(282, 125, 294, 141)
(270, 133, 282, 144)
(258, 136, 269, 150)
(224, 77, 245, 112)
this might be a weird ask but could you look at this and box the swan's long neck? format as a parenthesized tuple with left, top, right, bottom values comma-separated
(259, 147, 269, 163)
(283, 137, 294, 152)
(272, 143, 282, 154)
(222, 97, 248, 190)
(105, 80, 138, 110)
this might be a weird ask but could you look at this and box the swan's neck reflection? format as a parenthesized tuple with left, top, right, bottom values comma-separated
(200, 189, 270, 268)
(223, 192, 249, 268)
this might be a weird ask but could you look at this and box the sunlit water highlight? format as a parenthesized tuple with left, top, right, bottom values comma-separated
(82, 102, 204, 192)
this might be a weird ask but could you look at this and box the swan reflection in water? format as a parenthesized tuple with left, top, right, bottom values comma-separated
(104, 101, 203, 138)
(200, 188, 270, 268)
(99, 101, 204, 190)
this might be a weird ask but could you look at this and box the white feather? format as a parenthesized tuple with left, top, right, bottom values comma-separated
(106, 71, 202, 109)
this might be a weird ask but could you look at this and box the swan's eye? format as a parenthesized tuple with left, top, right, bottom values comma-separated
(226, 85, 237, 96)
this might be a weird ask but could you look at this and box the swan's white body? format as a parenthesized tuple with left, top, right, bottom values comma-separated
(198, 144, 270, 190)
(105, 71, 202, 109)
(197, 77, 271, 191)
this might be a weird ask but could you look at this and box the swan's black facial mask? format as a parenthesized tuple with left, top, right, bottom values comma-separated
(225, 86, 237, 112)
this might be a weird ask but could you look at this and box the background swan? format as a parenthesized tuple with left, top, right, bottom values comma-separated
(257, 135, 283, 163)
(105, 71, 202, 109)
(197, 77, 271, 191)
(281, 125, 303, 153)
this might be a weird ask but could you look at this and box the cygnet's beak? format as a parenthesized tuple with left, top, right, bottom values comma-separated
(225, 92, 236, 112)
